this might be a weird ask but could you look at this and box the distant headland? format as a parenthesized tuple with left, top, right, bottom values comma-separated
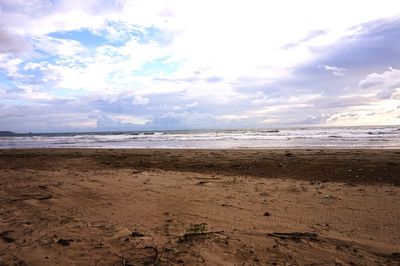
(0, 131, 16, 136)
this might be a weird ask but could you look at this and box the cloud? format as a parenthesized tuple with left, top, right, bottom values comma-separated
(320, 65, 347, 76)
(327, 108, 400, 126)
(0, 0, 120, 35)
(108, 114, 150, 125)
(32, 36, 87, 57)
(216, 115, 248, 121)
(282, 29, 328, 49)
(313, 16, 400, 71)
(1, 0, 400, 131)
(359, 67, 400, 98)
(0, 102, 101, 132)
(132, 95, 149, 105)
(65, 119, 97, 129)
(0, 28, 31, 54)
(0, 54, 23, 78)
(151, 111, 216, 129)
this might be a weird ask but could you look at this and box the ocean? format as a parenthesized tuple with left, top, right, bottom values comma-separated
(1, 126, 399, 149)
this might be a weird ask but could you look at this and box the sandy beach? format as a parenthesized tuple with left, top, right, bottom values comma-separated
(0, 149, 399, 265)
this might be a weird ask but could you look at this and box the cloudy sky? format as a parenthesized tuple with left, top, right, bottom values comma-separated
(0, 0, 399, 132)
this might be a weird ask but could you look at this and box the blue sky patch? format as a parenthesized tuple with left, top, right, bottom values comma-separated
(0, 72, 15, 87)
(134, 57, 180, 76)
(49, 29, 107, 48)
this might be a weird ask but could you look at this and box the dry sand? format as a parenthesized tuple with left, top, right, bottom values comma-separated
(0, 149, 399, 265)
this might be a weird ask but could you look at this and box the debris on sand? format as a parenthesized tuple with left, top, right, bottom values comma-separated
(267, 232, 319, 241)
(0, 231, 15, 243)
(131, 231, 145, 237)
(179, 223, 225, 242)
(284, 152, 294, 157)
(57, 239, 73, 246)
(186, 223, 207, 235)
(37, 195, 53, 200)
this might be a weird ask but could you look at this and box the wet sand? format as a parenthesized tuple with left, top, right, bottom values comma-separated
(0, 149, 399, 265)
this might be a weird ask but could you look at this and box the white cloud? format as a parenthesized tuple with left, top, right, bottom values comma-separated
(23, 62, 46, 71)
(65, 119, 98, 129)
(157, 111, 216, 128)
(250, 92, 270, 106)
(322, 69, 400, 125)
(327, 105, 400, 126)
(28, 35, 176, 96)
(0, 0, 114, 36)
(108, 114, 150, 125)
(132, 95, 149, 105)
(0, 54, 23, 78)
(18, 84, 55, 100)
(0, 28, 31, 54)
(252, 103, 313, 115)
(186, 102, 198, 108)
(32, 36, 87, 57)
(320, 65, 347, 76)
(260, 118, 279, 125)
(216, 114, 248, 121)
(358, 67, 400, 98)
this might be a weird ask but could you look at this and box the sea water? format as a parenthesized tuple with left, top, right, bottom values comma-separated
(0, 126, 399, 149)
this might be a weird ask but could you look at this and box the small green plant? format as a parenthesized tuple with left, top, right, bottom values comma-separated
(186, 223, 207, 235)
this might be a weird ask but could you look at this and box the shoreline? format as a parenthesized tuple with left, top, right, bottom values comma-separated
(2, 144, 400, 150)
(1, 148, 399, 184)
(2, 146, 400, 149)
(1, 148, 399, 265)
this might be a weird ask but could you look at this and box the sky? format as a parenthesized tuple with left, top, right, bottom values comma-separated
(0, 0, 399, 132)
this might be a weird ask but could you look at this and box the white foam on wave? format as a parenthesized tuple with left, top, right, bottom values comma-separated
(1, 126, 399, 149)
